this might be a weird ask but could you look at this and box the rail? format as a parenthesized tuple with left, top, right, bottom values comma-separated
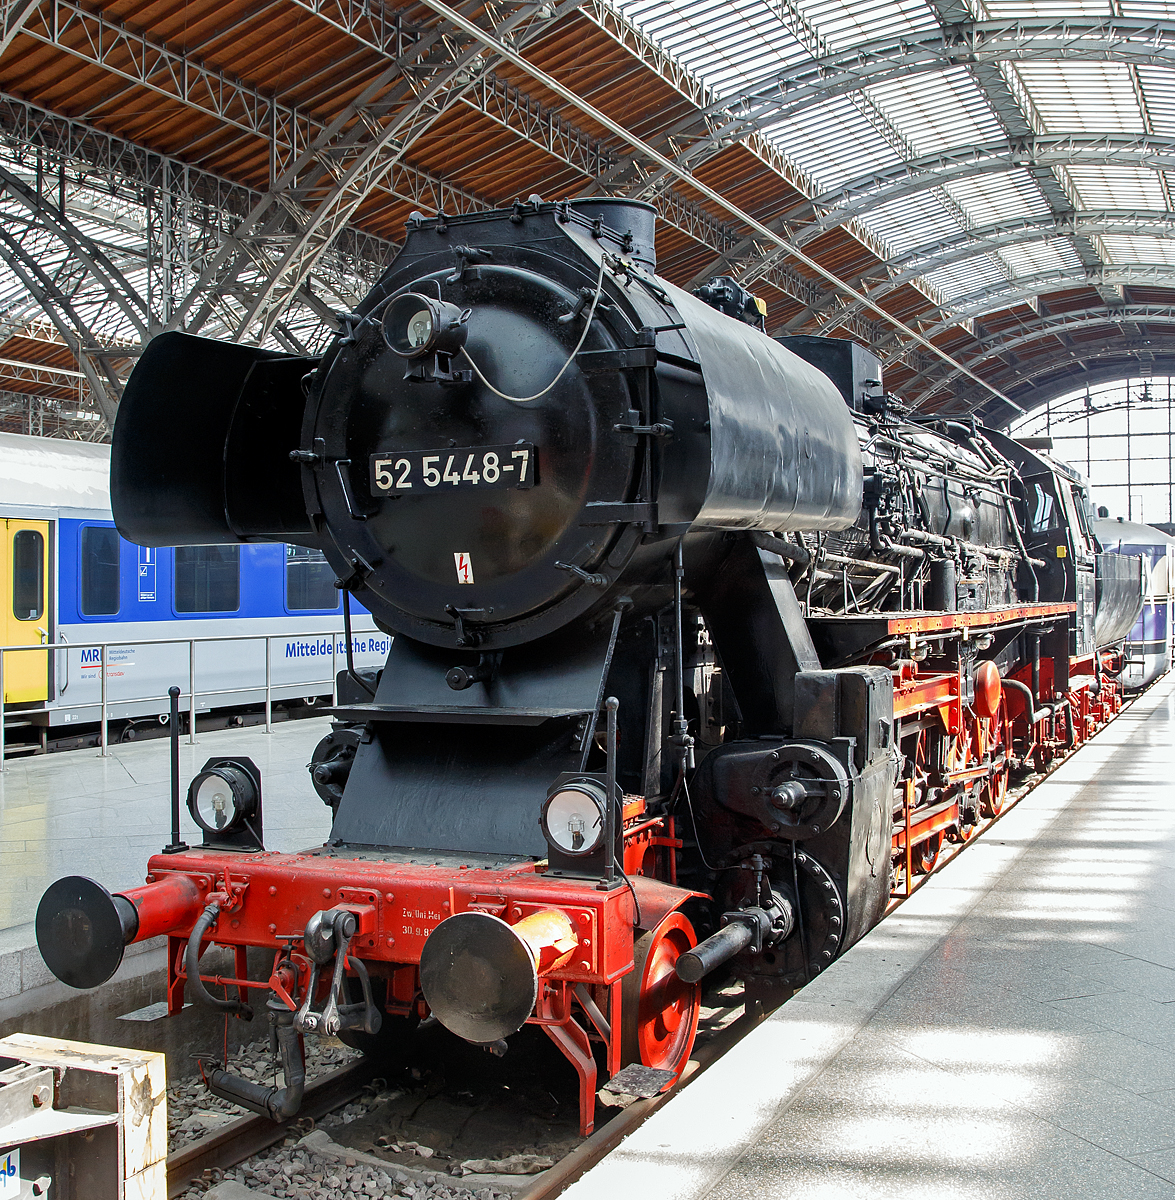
(0, 626, 375, 766)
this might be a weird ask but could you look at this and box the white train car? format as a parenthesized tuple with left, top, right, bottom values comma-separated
(1094, 515, 1175, 690)
(0, 431, 386, 753)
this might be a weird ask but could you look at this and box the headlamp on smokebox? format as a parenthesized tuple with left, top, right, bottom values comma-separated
(187, 756, 263, 851)
(541, 773, 621, 877)
(382, 292, 472, 384)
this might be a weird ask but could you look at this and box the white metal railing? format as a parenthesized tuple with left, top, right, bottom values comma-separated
(0, 628, 368, 765)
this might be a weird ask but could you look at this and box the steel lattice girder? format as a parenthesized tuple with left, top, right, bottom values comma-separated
(175, 0, 587, 343)
(0, 94, 393, 346)
(907, 307, 1175, 398)
(0, 223, 124, 424)
(951, 342, 1175, 415)
(716, 18, 1175, 130)
(414, 0, 1013, 405)
(875, 264, 1175, 360)
(21, 0, 565, 218)
(0, 0, 39, 57)
(282, 0, 868, 314)
(733, 135, 1175, 286)
(788, 210, 1175, 335)
(280, 0, 842, 314)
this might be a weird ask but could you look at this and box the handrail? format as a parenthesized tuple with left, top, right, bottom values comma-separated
(0, 625, 379, 766)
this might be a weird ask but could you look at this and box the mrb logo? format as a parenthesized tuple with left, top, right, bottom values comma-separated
(80, 648, 102, 666)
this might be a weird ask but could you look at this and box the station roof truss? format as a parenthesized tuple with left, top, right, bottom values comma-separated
(1, 0, 1174, 436)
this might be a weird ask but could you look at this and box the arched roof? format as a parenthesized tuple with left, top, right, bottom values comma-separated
(0, 0, 1172, 435)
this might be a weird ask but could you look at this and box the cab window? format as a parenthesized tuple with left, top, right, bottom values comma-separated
(1028, 481, 1058, 534)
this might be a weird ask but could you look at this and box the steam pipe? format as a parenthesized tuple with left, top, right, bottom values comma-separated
(869, 516, 925, 560)
(1003, 678, 1068, 728)
(750, 532, 811, 567)
(185, 901, 254, 1020)
(205, 1011, 305, 1121)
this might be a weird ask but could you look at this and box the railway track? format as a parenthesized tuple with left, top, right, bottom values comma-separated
(167, 1060, 379, 1197)
(165, 688, 1137, 1199)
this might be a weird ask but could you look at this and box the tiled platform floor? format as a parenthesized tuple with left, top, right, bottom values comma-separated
(567, 675, 1175, 1199)
(0, 717, 335, 933)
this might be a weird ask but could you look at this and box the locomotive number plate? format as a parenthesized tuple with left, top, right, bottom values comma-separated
(370, 443, 536, 494)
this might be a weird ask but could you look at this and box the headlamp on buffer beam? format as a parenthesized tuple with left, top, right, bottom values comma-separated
(540, 774, 619, 877)
(382, 293, 470, 359)
(187, 756, 263, 851)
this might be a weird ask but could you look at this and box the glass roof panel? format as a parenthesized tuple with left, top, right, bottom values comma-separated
(764, 93, 905, 192)
(978, 0, 1126, 17)
(788, 0, 941, 54)
(1134, 65, 1175, 139)
(943, 170, 1052, 229)
(1119, 0, 1175, 17)
(1063, 165, 1168, 210)
(998, 237, 1086, 279)
(855, 188, 964, 257)
(1100, 235, 1175, 268)
(1013, 63, 1145, 134)
(617, 0, 814, 97)
(920, 256, 1010, 301)
(864, 67, 1004, 158)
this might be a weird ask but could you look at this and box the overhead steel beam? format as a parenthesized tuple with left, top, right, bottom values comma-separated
(951, 342, 1175, 417)
(0, 92, 395, 344)
(909, 307, 1175, 402)
(0, 163, 150, 338)
(0, 0, 41, 57)
(0, 225, 122, 423)
(175, 0, 592, 343)
(20, 1, 498, 221)
(280, 0, 865, 317)
(876, 263, 1175, 360)
(721, 18, 1175, 128)
(788, 210, 1175, 336)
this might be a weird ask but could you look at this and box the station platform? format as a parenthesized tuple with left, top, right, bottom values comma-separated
(567, 674, 1175, 1199)
(0, 719, 335, 994)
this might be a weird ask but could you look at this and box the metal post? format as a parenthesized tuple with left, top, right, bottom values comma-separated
(162, 686, 188, 854)
(188, 640, 196, 745)
(331, 631, 338, 706)
(264, 637, 272, 733)
(604, 696, 619, 885)
(99, 643, 108, 757)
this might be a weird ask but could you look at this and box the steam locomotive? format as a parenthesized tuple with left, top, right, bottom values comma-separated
(36, 198, 1144, 1138)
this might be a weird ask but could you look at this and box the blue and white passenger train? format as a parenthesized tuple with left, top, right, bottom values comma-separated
(0, 431, 385, 752)
(1094, 515, 1175, 690)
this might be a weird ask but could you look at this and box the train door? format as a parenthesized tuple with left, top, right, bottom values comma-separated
(1, 520, 49, 703)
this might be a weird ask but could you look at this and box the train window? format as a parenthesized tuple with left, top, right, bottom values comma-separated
(12, 529, 44, 621)
(175, 546, 240, 613)
(1029, 482, 1058, 533)
(1069, 486, 1094, 543)
(286, 545, 339, 611)
(80, 526, 120, 616)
